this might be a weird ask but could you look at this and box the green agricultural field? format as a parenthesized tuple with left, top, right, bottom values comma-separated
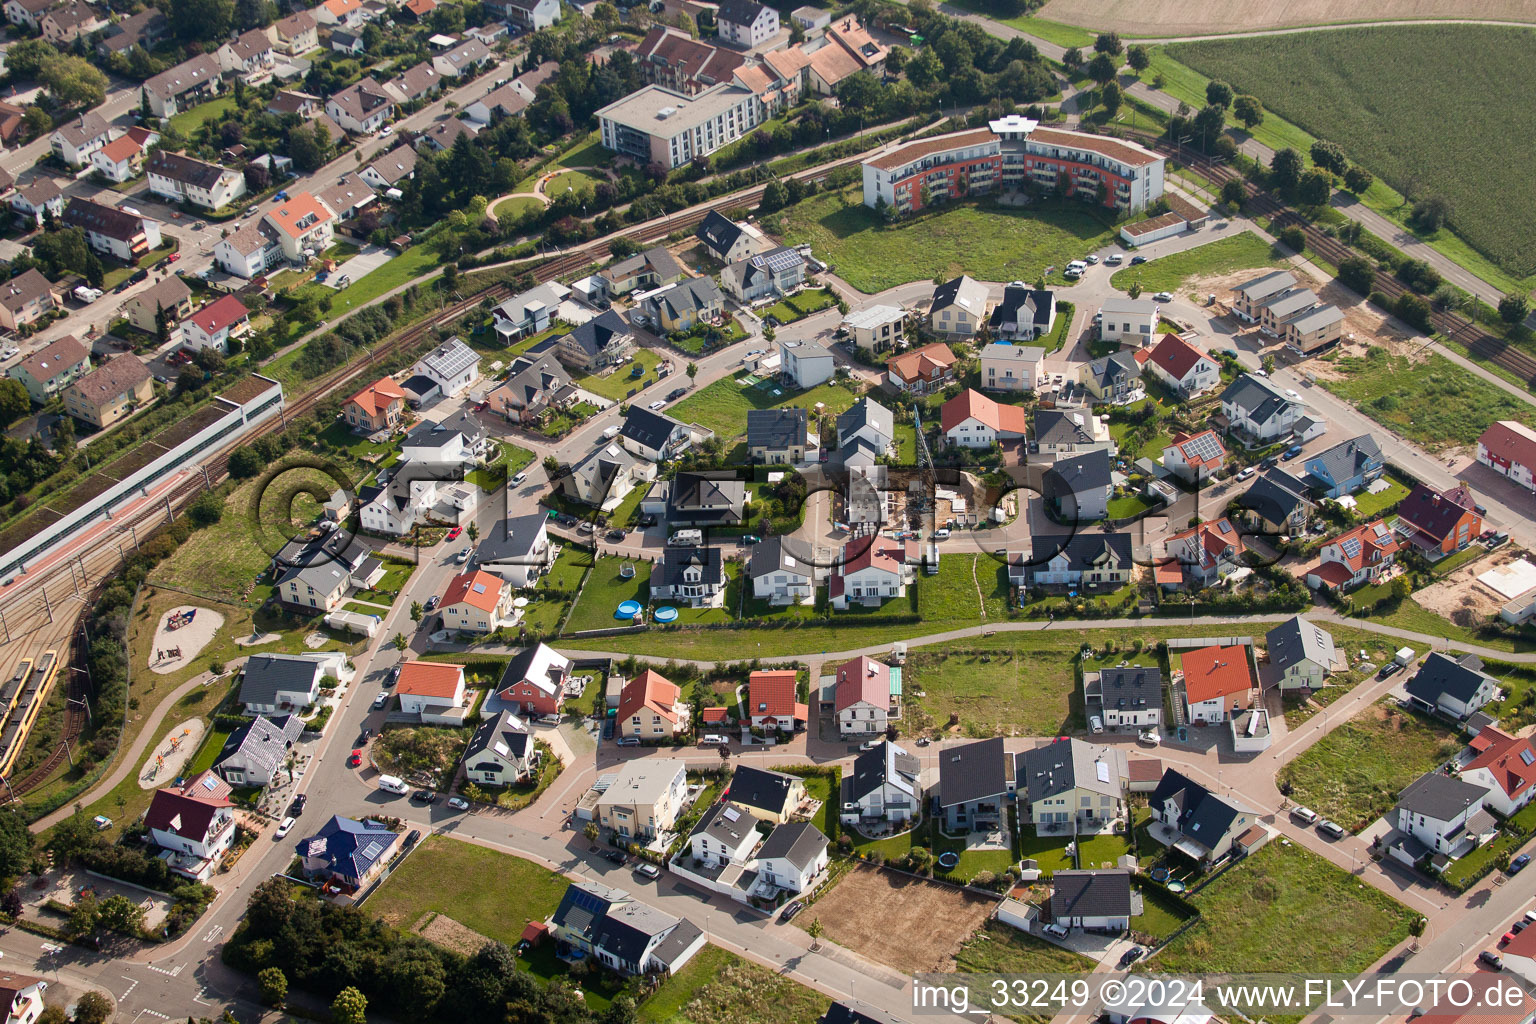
(1276, 701, 1461, 832)
(770, 188, 1119, 293)
(1111, 231, 1282, 295)
(1319, 348, 1536, 450)
(669, 375, 858, 441)
(1165, 25, 1536, 281)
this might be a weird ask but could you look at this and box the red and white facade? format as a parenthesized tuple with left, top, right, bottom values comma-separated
(1477, 420, 1536, 493)
(862, 116, 1165, 215)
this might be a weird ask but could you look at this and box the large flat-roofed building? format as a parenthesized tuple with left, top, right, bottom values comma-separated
(596, 82, 765, 170)
(862, 116, 1164, 215)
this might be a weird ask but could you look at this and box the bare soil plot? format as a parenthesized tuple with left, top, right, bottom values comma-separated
(415, 912, 494, 956)
(1035, 0, 1535, 37)
(1415, 548, 1523, 622)
(804, 863, 997, 974)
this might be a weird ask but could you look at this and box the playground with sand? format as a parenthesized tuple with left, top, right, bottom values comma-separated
(149, 606, 225, 674)
(139, 718, 207, 789)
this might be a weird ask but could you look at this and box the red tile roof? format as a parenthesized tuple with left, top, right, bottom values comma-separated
(887, 342, 957, 384)
(1479, 420, 1536, 472)
(347, 376, 405, 417)
(396, 661, 464, 698)
(834, 655, 891, 713)
(867, 128, 996, 172)
(1026, 126, 1161, 168)
(186, 294, 249, 335)
(940, 388, 1028, 435)
(1396, 483, 1479, 544)
(1169, 517, 1244, 569)
(616, 669, 683, 725)
(1181, 645, 1253, 706)
(267, 191, 333, 239)
(97, 133, 143, 163)
(1144, 334, 1208, 382)
(1127, 758, 1163, 783)
(1323, 519, 1400, 573)
(1306, 560, 1354, 588)
(441, 569, 503, 613)
(1464, 727, 1536, 800)
(1166, 430, 1226, 471)
(701, 706, 728, 724)
(144, 770, 231, 840)
(749, 669, 802, 719)
(838, 538, 902, 578)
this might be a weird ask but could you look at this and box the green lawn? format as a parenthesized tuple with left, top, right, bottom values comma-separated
(565, 554, 646, 633)
(955, 920, 1094, 975)
(1276, 701, 1460, 832)
(168, 95, 238, 135)
(1107, 493, 1156, 518)
(185, 726, 232, 777)
(917, 555, 988, 622)
(1319, 348, 1536, 451)
(1152, 841, 1415, 981)
(1165, 25, 1536, 287)
(669, 375, 858, 442)
(638, 945, 830, 1024)
(492, 195, 546, 221)
(770, 188, 1119, 293)
(1132, 883, 1198, 942)
(573, 349, 668, 402)
(1429, 544, 1487, 577)
(545, 169, 600, 197)
(763, 287, 838, 324)
(1110, 231, 1282, 295)
(1345, 469, 1412, 519)
(321, 244, 441, 318)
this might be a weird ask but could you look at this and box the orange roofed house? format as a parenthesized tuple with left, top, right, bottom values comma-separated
(617, 669, 691, 741)
(748, 669, 806, 733)
(395, 661, 469, 724)
(1461, 727, 1536, 817)
(830, 536, 913, 611)
(1179, 644, 1254, 725)
(940, 388, 1027, 448)
(1162, 517, 1244, 589)
(1395, 483, 1483, 558)
(344, 376, 405, 433)
(1305, 519, 1401, 592)
(887, 342, 956, 395)
(439, 569, 514, 634)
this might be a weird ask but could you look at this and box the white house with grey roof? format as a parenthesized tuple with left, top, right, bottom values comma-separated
(1018, 738, 1126, 831)
(462, 709, 536, 786)
(1097, 297, 1158, 347)
(1050, 870, 1133, 931)
(1079, 350, 1143, 404)
(1392, 772, 1495, 865)
(686, 800, 761, 869)
(562, 442, 651, 512)
(213, 714, 302, 786)
(1302, 434, 1384, 499)
(840, 740, 920, 826)
(754, 821, 828, 895)
(1083, 666, 1163, 732)
(651, 547, 726, 607)
(747, 407, 812, 463)
(1146, 768, 1256, 864)
(547, 880, 704, 976)
(238, 652, 346, 715)
(491, 281, 570, 342)
(1033, 408, 1113, 457)
(276, 560, 353, 613)
(1265, 616, 1339, 691)
(411, 337, 480, 399)
(1405, 653, 1501, 721)
(473, 513, 553, 588)
(980, 342, 1046, 393)
(988, 284, 1056, 341)
(1220, 373, 1308, 443)
(694, 210, 768, 263)
(721, 246, 806, 304)
(836, 397, 893, 453)
(620, 405, 694, 462)
(749, 536, 820, 604)
(1043, 448, 1112, 521)
(929, 275, 989, 340)
(779, 338, 835, 389)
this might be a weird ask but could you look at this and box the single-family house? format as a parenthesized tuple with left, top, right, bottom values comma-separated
(238, 653, 330, 714)
(717, 0, 778, 48)
(10, 334, 87, 404)
(1180, 644, 1254, 724)
(595, 759, 688, 840)
(1405, 652, 1501, 722)
(385, 61, 443, 107)
(463, 710, 535, 786)
(0, 972, 47, 1024)
(1240, 467, 1314, 537)
(217, 28, 277, 79)
(90, 127, 156, 182)
(1097, 298, 1158, 347)
(749, 537, 817, 605)
(547, 880, 704, 975)
(3, 0, 51, 31)
(1043, 448, 1112, 521)
(779, 338, 835, 389)
(839, 740, 920, 825)
(50, 112, 118, 169)
(1050, 870, 1133, 931)
(499, 0, 561, 30)
(719, 246, 806, 304)
(636, 276, 723, 333)
(9, 179, 64, 227)
(556, 309, 634, 371)
(396, 661, 466, 720)
(1305, 520, 1400, 591)
(1220, 373, 1307, 443)
(439, 569, 514, 633)
(695, 210, 768, 263)
(887, 342, 956, 395)
(988, 284, 1056, 341)
(836, 396, 893, 453)
(40, 2, 104, 44)
(1018, 738, 1126, 830)
(829, 537, 909, 609)
(1265, 616, 1338, 691)
(496, 643, 570, 718)
(1033, 408, 1114, 456)
(928, 275, 990, 341)
(62, 353, 153, 429)
(620, 406, 693, 463)
(145, 771, 236, 880)
(561, 442, 648, 512)
(1140, 334, 1219, 398)
(1477, 420, 1536, 494)
(146, 151, 247, 211)
(296, 815, 401, 891)
(433, 38, 492, 80)
(314, 0, 365, 28)
(598, 246, 684, 300)
(361, 145, 419, 191)
(212, 714, 302, 787)
(491, 281, 567, 341)
(746, 672, 806, 735)
(1461, 727, 1536, 817)
(487, 355, 573, 426)
(269, 10, 318, 54)
(938, 736, 1010, 833)
(841, 304, 908, 355)
(1164, 517, 1245, 588)
(1393, 772, 1495, 862)
(660, 473, 745, 527)
(325, 77, 394, 135)
(1397, 483, 1483, 556)
(1303, 434, 1384, 498)
(343, 377, 405, 433)
(747, 407, 811, 463)
(1079, 350, 1142, 404)
(687, 800, 761, 869)
(474, 513, 554, 588)
(141, 55, 222, 119)
(617, 669, 690, 741)
(980, 342, 1046, 394)
(1020, 531, 1134, 589)
(1146, 768, 1256, 864)
(1161, 430, 1227, 484)
(1084, 665, 1162, 732)
(940, 388, 1027, 448)
(726, 763, 805, 822)
(1230, 270, 1296, 321)
(755, 821, 828, 894)
(411, 337, 480, 399)
(834, 655, 897, 737)
(180, 294, 251, 353)
(275, 560, 352, 614)
(650, 547, 726, 608)
(329, 29, 364, 55)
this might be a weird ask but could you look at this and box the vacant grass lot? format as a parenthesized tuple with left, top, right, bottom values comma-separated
(1166, 26, 1536, 282)
(955, 921, 1094, 1022)
(1110, 231, 1282, 294)
(1320, 349, 1536, 450)
(771, 188, 1119, 293)
(917, 555, 988, 621)
(639, 945, 829, 1024)
(669, 375, 858, 441)
(1276, 702, 1460, 832)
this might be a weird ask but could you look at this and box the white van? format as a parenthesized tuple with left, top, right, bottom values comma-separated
(1089, 715, 1104, 735)
(377, 775, 409, 795)
(700, 734, 729, 746)
(669, 530, 702, 546)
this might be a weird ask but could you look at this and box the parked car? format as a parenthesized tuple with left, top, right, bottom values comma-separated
(511, 471, 527, 486)
(667, 387, 687, 401)
(288, 794, 306, 816)
(1118, 946, 1145, 968)
(1512, 854, 1532, 875)
(1130, 255, 1147, 264)
(243, 205, 259, 217)
(1153, 291, 1174, 303)
(275, 817, 296, 839)
(606, 529, 626, 541)
(1290, 806, 1318, 825)
(1137, 729, 1160, 746)
(446, 526, 463, 541)
(634, 862, 661, 880)
(1084, 254, 1099, 265)
(1377, 661, 1405, 680)
(448, 796, 470, 811)
(1479, 951, 1504, 970)
(603, 850, 627, 865)
(780, 900, 804, 922)
(373, 692, 389, 709)
(1316, 820, 1346, 840)
(425, 596, 439, 612)
(1281, 445, 1304, 461)
(412, 789, 438, 803)
(648, 399, 665, 411)
(1105, 254, 1124, 265)
(616, 737, 641, 746)
(1042, 923, 1070, 939)
(348, 749, 362, 767)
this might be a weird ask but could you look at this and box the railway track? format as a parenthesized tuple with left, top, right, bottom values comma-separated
(1148, 139, 1536, 387)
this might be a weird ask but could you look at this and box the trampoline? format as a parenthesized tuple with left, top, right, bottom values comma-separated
(1150, 867, 1170, 883)
(654, 606, 679, 623)
(936, 851, 960, 870)
(615, 600, 642, 620)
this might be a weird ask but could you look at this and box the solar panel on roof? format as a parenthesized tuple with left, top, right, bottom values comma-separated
(360, 840, 384, 862)
(572, 887, 608, 913)
(758, 248, 803, 273)
(1341, 538, 1362, 558)
(1181, 432, 1224, 463)
(1522, 749, 1534, 766)
(1218, 520, 1232, 534)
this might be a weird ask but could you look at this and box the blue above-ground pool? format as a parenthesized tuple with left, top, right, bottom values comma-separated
(615, 600, 642, 620)
(654, 606, 679, 623)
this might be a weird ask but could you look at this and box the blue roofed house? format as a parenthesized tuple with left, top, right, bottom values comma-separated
(548, 880, 705, 976)
(296, 815, 402, 895)
(1303, 434, 1384, 499)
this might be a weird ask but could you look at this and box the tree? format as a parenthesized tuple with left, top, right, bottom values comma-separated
(0, 379, 29, 430)
(1220, 178, 1246, 208)
(1086, 52, 1118, 88)
(1061, 47, 1083, 70)
(38, 55, 108, 109)
(5, 40, 58, 80)
(392, 633, 407, 652)
(466, 523, 478, 543)
(1126, 45, 1149, 73)
(686, 361, 698, 382)
(1410, 196, 1450, 232)
(35, 1007, 65, 1024)
(1342, 165, 1374, 195)
(1337, 255, 1376, 295)
(330, 984, 366, 1024)
(258, 967, 288, 1006)
(176, 364, 205, 395)
(1093, 32, 1122, 56)
(1499, 294, 1529, 325)
(1278, 226, 1306, 252)
(187, 490, 223, 528)
(592, 1, 618, 24)
(68, 891, 100, 936)
(1205, 80, 1234, 108)
(228, 446, 264, 478)
(169, 0, 235, 41)
(542, 455, 561, 478)
(1297, 169, 1332, 207)
(807, 917, 824, 950)
(72, 992, 112, 1024)
(287, 123, 332, 173)
(1394, 292, 1433, 333)
(0, 813, 30, 884)
(1087, 74, 1120, 116)
(1127, 280, 1143, 299)
(759, 179, 787, 213)
(1232, 95, 1263, 130)
(96, 894, 145, 936)
(835, 70, 882, 112)
(1270, 148, 1304, 192)
(1310, 139, 1347, 175)
(21, 105, 51, 142)
(410, 601, 423, 623)
(1193, 104, 1225, 149)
